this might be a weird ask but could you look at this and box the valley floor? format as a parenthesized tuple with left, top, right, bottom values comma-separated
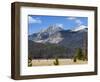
(30, 59, 87, 66)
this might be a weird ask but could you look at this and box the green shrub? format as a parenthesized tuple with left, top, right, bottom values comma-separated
(28, 56, 32, 67)
(73, 56, 77, 62)
(53, 57, 59, 65)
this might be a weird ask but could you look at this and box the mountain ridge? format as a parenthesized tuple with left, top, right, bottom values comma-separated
(28, 24, 87, 44)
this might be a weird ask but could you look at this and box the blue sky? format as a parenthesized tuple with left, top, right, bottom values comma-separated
(28, 15, 88, 35)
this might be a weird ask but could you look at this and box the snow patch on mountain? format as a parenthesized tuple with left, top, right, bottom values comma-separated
(71, 25, 87, 32)
(34, 32, 64, 44)
(47, 37, 63, 44)
(34, 37, 63, 44)
(44, 24, 63, 35)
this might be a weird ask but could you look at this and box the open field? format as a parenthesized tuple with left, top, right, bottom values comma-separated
(30, 59, 87, 66)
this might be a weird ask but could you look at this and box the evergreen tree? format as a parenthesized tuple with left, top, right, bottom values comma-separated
(74, 48, 85, 61)
(76, 48, 83, 60)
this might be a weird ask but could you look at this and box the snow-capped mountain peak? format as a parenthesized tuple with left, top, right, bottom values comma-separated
(71, 25, 87, 32)
(44, 24, 63, 34)
(37, 24, 63, 35)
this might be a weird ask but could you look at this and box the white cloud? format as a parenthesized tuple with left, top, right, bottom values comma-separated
(67, 17, 77, 20)
(67, 17, 83, 26)
(75, 19, 82, 26)
(28, 16, 42, 24)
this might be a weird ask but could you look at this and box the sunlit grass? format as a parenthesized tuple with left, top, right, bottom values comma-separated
(28, 59, 87, 66)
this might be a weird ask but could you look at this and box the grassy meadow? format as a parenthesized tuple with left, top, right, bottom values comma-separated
(28, 59, 87, 66)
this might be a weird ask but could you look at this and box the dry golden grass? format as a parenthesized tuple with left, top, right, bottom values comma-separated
(31, 59, 87, 66)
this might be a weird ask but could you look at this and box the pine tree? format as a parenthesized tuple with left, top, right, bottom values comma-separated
(75, 48, 84, 60)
